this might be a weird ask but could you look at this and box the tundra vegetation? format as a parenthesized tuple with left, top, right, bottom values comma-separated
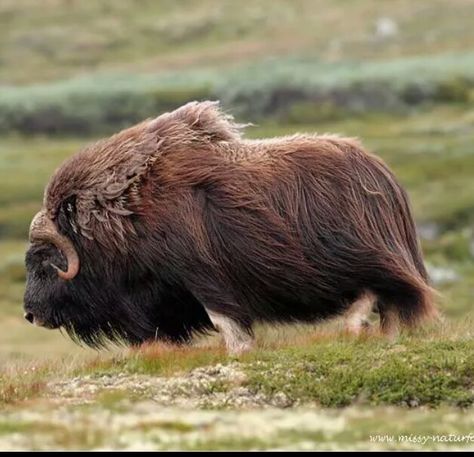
(0, 0, 473, 450)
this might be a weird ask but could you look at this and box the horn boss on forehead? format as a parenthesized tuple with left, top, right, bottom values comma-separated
(29, 210, 80, 280)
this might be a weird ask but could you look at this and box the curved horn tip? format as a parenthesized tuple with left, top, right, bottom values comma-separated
(52, 262, 79, 281)
(29, 210, 80, 281)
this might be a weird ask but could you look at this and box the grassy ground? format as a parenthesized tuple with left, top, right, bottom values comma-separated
(0, 323, 472, 450)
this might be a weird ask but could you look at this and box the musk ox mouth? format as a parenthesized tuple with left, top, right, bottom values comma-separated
(23, 311, 60, 329)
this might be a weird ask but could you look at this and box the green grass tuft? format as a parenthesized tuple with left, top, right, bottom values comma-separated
(245, 337, 474, 408)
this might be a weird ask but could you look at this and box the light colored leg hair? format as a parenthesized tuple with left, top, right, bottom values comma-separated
(206, 310, 254, 355)
(380, 306, 400, 341)
(344, 290, 376, 336)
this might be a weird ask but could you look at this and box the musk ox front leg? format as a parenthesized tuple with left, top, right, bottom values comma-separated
(186, 283, 254, 355)
(206, 310, 254, 355)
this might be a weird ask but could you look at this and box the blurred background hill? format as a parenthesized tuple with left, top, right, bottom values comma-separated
(0, 0, 473, 372)
(3, 0, 474, 134)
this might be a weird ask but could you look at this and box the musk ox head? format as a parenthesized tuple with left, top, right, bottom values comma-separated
(24, 209, 79, 329)
(23, 101, 232, 347)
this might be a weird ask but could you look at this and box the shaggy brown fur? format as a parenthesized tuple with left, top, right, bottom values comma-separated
(25, 101, 437, 351)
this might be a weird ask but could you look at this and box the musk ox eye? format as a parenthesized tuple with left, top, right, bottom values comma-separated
(61, 195, 76, 216)
(57, 195, 78, 233)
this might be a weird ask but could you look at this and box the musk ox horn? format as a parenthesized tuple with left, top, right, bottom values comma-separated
(29, 210, 80, 280)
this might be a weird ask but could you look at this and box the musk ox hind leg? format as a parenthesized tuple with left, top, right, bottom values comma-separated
(371, 268, 435, 341)
(379, 305, 400, 341)
(344, 290, 376, 336)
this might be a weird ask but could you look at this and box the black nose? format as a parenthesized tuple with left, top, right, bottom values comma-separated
(24, 312, 34, 324)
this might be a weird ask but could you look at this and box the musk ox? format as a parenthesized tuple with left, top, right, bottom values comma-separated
(24, 101, 437, 354)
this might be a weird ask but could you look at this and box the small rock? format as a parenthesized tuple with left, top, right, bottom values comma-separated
(374, 17, 398, 39)
(272, 392, 293, 408)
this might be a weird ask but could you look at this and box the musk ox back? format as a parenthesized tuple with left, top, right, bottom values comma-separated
(23, 101, 437, 354)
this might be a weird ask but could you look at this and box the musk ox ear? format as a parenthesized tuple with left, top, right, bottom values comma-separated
(147, 101, 247, 143)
